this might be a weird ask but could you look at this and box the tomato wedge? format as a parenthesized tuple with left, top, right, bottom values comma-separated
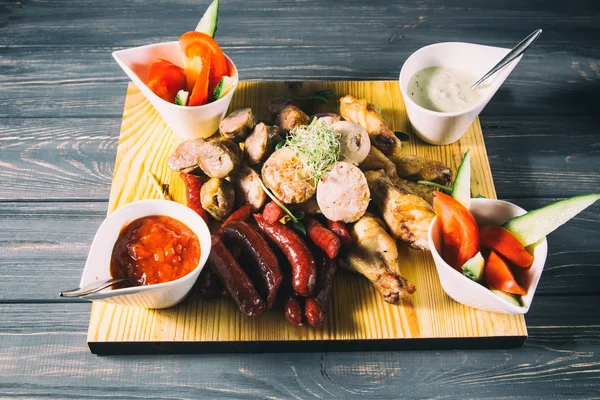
(484, 251, 526, 295)
(146, 60, 186, 103)
(480, 225, 534, 268)
(179, 31, 229, 95)
(433, 191, 479, 270)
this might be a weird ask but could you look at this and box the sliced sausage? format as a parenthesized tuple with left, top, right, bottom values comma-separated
(261, 147, 316, 204)
(221, 220, 282, 309)
(254, 214, 317, 297)
(244, 123, 282, 166)
(168, 137, 241, 178)
(200, 178, 235, 221)
(262, 201, 286, 224)
(316, 161, 370, 223)
(333, 121, 371, 166)
(223, 204, 252, 224)
(219, 108, 256, 142)
(312, 113, 341, 127)
(208, 236, 265, 316)
(195, 266, 223, 298)
(305, 253, 338, 327)
(326, 219, 352, 249)
(231, 166, 267, 211)
(276, 105, 310, 134)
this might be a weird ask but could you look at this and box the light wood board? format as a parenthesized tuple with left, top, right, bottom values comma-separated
(87, 81, 527, 354)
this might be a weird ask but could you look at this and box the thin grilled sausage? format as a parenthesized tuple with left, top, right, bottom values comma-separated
(221, 220, 282, 309)
(208, 235, 265, 316)
(305, 216, 341, 259)
(284, 296, 304, 327)
(262, 200, 286, 224)
(181, 172, 210, 222)
(253, 214, 317, 297)
(305, 253, 338, 327)
(223, 204, 252, 224)
(195, 266, 223, 298)
(326, 219, 352, 248)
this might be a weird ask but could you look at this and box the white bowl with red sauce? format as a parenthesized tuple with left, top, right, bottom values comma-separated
(428, 198, 548, 314)
(112, 41, 238, 140)
(79, 200, 211, 309)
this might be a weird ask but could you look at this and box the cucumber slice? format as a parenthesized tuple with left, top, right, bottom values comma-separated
(490, 289, 522, 307)
(195, 0, 219, 37)
(451, 150, 471, 209)
(503, 193, 600, 247)
(461, 251, 485, 282)
(174, 90, 189, 106)
(213, 75, 235, 100)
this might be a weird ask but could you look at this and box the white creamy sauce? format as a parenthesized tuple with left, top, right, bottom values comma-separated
(407, 66, 486, 113)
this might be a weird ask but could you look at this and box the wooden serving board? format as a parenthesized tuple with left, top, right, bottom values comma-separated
(87, 81, 527, 354)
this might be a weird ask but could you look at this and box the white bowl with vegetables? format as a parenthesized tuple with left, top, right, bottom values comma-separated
(112, 0, 238, 140)
(428, 151, 600, 314)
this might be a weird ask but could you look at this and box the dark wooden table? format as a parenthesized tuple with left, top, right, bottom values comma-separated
(2, 1, 600, 398)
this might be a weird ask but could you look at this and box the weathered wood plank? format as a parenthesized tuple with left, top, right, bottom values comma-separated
(0, 199, 598, 302)
(1, 117, 598, 201)
(1, 296, 599, 398)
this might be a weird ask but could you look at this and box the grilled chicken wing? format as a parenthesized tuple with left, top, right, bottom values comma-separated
(341, 214, 416, 303)
(389, 155, 452, 186)
(359, 146, 398, 177)
(339, 95, 401, 156)
(365, 170, 434, 250)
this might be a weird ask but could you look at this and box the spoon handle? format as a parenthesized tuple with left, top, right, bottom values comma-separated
(60, 278, 129, 297)
(471, 29, 542, 89)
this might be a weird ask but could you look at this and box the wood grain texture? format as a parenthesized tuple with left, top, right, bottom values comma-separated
(86, 81, 526, 352)
(2, 296, 600, 398)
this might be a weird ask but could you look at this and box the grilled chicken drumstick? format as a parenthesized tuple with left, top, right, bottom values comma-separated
(341, 214, 416, 304)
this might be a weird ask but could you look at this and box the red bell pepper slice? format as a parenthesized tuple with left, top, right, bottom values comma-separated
(433, 191, 479, 270)
(146, 59, 186, 103)
(480, 225, 534, 268)
(484, 251, 527, 295)
(179, 31, 229, 95)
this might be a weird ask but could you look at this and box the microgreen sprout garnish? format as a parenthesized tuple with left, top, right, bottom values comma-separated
(417, 180, 453, 192)
(257, 178, 305, 235)
(394, 131, 411, 142)
(285, 118, 342, 185)
(147, 171, 169, 199)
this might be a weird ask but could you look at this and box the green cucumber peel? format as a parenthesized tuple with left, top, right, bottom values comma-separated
(451, 149, 471, 208)
(503, 193, 600, 247)
(461, 252, 485, 282)
(195, 0, 219, 37)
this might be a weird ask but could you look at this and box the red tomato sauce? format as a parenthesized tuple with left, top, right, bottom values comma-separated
(110, 215, 200, 286)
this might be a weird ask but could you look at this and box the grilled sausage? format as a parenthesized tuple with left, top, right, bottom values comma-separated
(181, 172, 210, 221)
(305, 216, 341, 259)
(223, 204, 252, 224)
(208, 236, 266, 316)
(232, 166, 267, 211)
(316, 161, 370, 223)
(195, 266, 223, 298)
(262, 147, 316, 204)
(219, 108, 256, 142)
(244, 123, 282, 166)
(326, 219, 352, 249)
(333, 121, 371, 166)
(305, 253, 338, 327)
(284, 296, 304, 327)
(200, 178, 235, 221)
(262, 201, 286, 224)
(168, 137, 241, 178)
(221, 220, 282, 309)
(276, 105, 310, 134)
(312, 112, 341, 127)
(254, 214, 317, 297)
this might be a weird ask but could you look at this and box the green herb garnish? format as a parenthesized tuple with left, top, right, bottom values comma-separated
(394, 131, 411, 141)
(275, 140, 286, 150)
(416, 180, 453, 192)
(285, 118, 342, 185)
(475, 194, 487, 199)
(147, 171, 168, 199)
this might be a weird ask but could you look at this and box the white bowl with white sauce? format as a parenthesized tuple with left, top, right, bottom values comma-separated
(399, 42, 522, 145)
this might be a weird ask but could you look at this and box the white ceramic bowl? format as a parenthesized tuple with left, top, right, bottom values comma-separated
(79, 200, 211, 309)
(428, 198, 547, 314)
(399, 42, 522, 145)
(113, 41, 239, 140)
